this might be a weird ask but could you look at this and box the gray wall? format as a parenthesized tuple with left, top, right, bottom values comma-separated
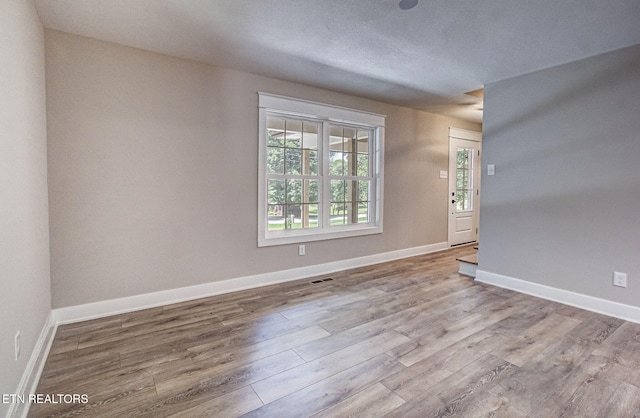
(480, 44, 640, 307)
(45, 30, 480, 309)
(0, 0, 51, 415)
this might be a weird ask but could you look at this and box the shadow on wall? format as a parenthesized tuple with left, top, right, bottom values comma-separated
(481, 46, 640, 206)
(483, 46, 640, 143)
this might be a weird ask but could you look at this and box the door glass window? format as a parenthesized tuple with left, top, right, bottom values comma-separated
(456, 148, 474, 212)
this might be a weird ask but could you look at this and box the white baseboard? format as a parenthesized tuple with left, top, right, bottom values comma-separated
(8, 312, 58, 418)
(53, 242, 449, 324)
(475, 270, 640, 324)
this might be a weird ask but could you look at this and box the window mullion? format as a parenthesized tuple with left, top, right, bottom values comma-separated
(321, 120, 331, 230)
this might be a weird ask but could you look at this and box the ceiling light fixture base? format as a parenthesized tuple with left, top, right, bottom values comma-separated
(399, 0, 419, 10)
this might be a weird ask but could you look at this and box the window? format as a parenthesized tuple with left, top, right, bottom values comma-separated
(455, 147, 474, 212)
(258, 93, 385, 246)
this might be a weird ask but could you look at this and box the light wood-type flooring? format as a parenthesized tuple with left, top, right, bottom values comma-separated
(31, 245, 640, 417)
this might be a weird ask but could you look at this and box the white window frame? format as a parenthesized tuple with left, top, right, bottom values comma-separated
(258, 92, 385, 247)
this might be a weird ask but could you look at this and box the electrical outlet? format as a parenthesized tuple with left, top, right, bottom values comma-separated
(298, 244, 306, 256)
(14, 331, 21, 361)
(613, 272, 627, 288)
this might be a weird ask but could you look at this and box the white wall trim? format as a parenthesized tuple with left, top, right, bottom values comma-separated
(258, 92, 386, 126)
(8, 313, 58, 418)
(476, 270, 640, 324)
(449, 127, 482, 142)
(53, 242, 449, 325)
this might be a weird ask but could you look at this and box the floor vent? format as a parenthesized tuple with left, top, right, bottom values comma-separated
(311, 278, 334, 284)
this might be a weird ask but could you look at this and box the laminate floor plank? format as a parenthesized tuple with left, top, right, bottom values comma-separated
(488, 335, 596, 416)
(294, 323, 391, 362)
(31, 244, 640, 417)
(592, 321, 640, 368)
(484, 298, 558, 338)
(243, 354, 404, 418)
(318, 281, 479, 335)
(144, 350, 304, 417)
(178, 313, 340, 364)
(251, 330, 410, 404)
(391, 305, 516, 367)
(552, 353, 631, 416)
(596, 381, 640, 418)
(382, 328, 508, 401)
(310, 382, 405, 418)
(55, 316, 124, 339)
(189, 325, 330, 365)
(428, 357, 516, 418)
(165, 386, 263, 418)
(495, 312, 582, 367)
(384, 354, 515, 418)
(153, 349, 304, 398)
(46, 335, 79, 356)
(219, 311, 288, 327)
(457, 391, 529, 418)
(276, 291, 371, 320)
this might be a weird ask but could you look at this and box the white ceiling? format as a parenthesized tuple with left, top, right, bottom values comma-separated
(34, 0, 640, 123)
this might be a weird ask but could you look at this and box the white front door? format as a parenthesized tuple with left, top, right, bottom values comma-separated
(448, 128, 481, 246)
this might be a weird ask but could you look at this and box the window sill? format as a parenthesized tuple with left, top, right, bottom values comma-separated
(258, 225, 383, 247)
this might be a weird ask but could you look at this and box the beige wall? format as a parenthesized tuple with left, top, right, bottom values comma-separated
(0, 0, 51, 414)
(46, 30, 480, 309)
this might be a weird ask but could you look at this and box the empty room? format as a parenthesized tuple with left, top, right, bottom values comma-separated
(2, 0, 640, 417)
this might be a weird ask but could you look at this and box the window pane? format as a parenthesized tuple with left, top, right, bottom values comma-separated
(456, 191, 472, 212)
(302, 122, 318, 150)
(285, 148, 302, 175)
(285, 120, 302, 148)
(306, 179, 319, 204)
(267, 147, 284, 174)
(329, 152, 344, 176)
(358, 180, 369, 202)
(300, 204, 319, 229)
(267, 205, 284, 231)
(329, 126, 344, 161)
(308, 204, 318, 228)
(302, 150, 318, 175)
(346, 180, 357, 203)
(457, 148, 471, 169)
(285, 205, 302, 229)
(267, 179, 284, 204)
(343, 201, 356, 225)
(358, 202, 369, 223)
(357, 153, 369, 177)
(329, 125, 343, 142)
(457, 170, 468, 190)
(286, 179, 302, 203)
(357, 130, 369, 153)
(343, 127, 357, 152)
(345, 152, 357, 176)
(330, 203, 346, 225)
(267, 117, 285, 147)
(331, 180, 346, 203)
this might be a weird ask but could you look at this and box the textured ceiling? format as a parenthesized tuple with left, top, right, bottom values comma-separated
(34, 0, 640, 123)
